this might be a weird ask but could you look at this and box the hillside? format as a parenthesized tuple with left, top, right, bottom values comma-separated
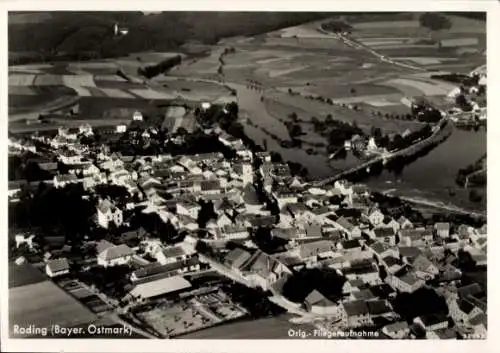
(9, 12, 331, 63)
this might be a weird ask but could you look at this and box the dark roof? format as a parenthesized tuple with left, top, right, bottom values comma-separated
(383, 256, 402, 267)
(374, 227, 395, 238)
(224, 248, 252, 269)
(458, 299, 476, 315)
(343, 300, 369, 316)
(323, 229, 342, 241)
(399, 247, 422, 259)
(352, 289, 375, 300)
(200, 179, 220, 191)
(133, 257, 199, 281)
(367, 300, 393, 316)
(341, 239, 361, 250)
(242, 184, 260, 205)
(469, 312, 487, 327)
(419, 313, 448, 327)
(335, 208, 362, 218)
(161, 246, 186, 259)
(457, 283, 483, 299)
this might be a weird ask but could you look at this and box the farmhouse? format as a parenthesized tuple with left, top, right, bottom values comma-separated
(96, 199, 123, 229)
(96, 240, 133, 267)
(45, 258, 70, 278)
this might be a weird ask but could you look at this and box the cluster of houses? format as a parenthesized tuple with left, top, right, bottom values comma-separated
(9, 118, 487, 339)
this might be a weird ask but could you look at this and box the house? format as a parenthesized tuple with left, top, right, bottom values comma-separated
(366, 208, 385, 227)
(14, 233, 36, 250)
(242, 184, 264, 214)
(335, 217, 362, 239)
(240, 250, 292, 291)
(397, 216, 413, 229)
(411, 254, 439, 280)
(425, 328, 458, 340)
(296, 240, 337, 262)
(414, 313, 449, 332)
(96, 199, 123, 229)
(385, 270, 424, 293)
(382, 321, 410, 339)
(155, 245, 193, 265)
(381, 256, 404, 274)
(272, 187, 298, 208)
(286, 203, 313, 223)
(216, 225, 250, 240)
(96, 241, 133, 267)
(343, 261, 380, 285)
(342, 279, 366, 294)
(304, 289, 339, 316)
(176, 200, 201, 219)
(200, 180, 221, 195)
(373, 227, 396, 245)
(129, 275, 192, 300)
(45, 258, 70, 277)
(366, 299, 393, 319)
(224, 248, 252, 272)
(131, 257, 201, 283)
(399, 246, 423, 264)
(399, 228, 433, 247)
(340, 239, 362, 253)
(53, 174, 79, 188)
(382, 216, 400, 233)
(449, 298, 484, 326)
(435, 222, 451, 238)
(270, 228, 306, 244)
(340, 300, 372, 328)
(369, 242, 398, 260)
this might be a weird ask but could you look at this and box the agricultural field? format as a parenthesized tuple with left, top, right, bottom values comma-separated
(9, 278, 98, 335)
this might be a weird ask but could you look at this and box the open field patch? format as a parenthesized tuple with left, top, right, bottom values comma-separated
(277, 24, 337, 39)
(98, 88, 136, 99)
(393, 57, 457, 65)
(67, 86, 93, 97)
(353, 20, 420, 30)
(94, 74, 128, 82)
(9, 74, 36, 86)
(9, 280, 98, 333)
(8, 86, 38, 95)
(265, 91, 419, 134)
(93, 80, 145, 90)
(33, 74, 64, 86)
(62, 75, 96, 87)
(384, 77, 456, 96)
(129, 88, 177, 100)
(268, 65, 309, 78)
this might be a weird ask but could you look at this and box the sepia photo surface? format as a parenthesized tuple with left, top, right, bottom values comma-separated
(2, 6, 490, 351)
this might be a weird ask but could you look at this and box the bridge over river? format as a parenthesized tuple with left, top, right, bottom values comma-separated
(311, 118, 452, 187)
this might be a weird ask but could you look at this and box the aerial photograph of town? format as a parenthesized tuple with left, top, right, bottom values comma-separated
(6, 10, 487, 342)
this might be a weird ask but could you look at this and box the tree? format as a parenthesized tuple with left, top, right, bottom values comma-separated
(418, 13, 452, 40)
(350, 87, 357, 95)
